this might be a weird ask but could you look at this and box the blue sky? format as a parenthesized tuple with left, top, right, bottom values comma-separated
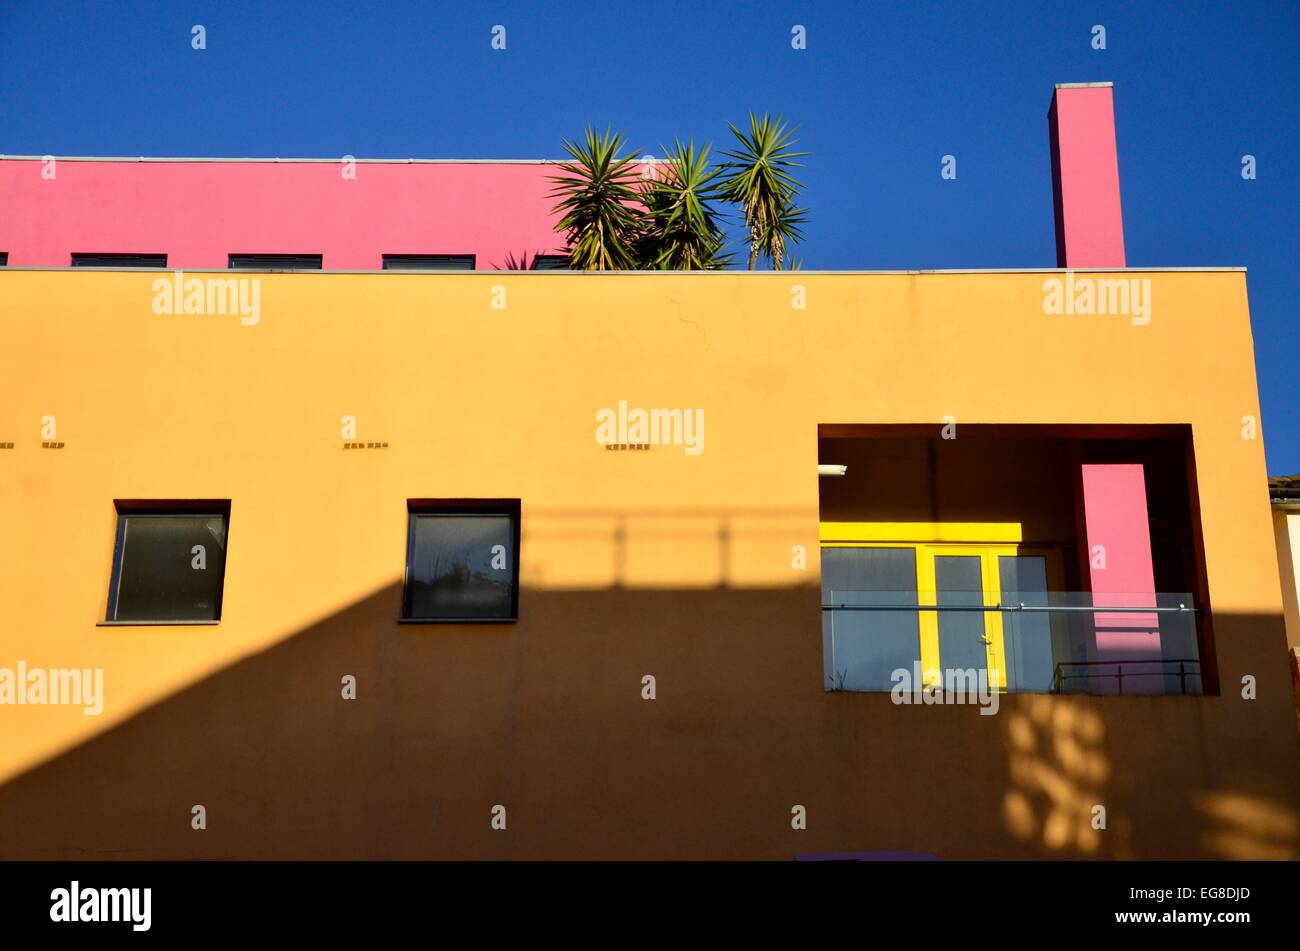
(2, 0, 1296, 472)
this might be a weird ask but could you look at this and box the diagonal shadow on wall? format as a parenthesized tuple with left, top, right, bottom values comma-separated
(1, 583, 1296, 859)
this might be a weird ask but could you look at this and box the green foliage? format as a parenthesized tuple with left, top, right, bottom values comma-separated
(495, 250, 538, 270)
(550, 115, 807, 270)
(548, 127, 642, 271)
(639, 140, 730, 270)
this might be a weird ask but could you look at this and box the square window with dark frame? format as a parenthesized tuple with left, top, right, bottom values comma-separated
(403, 501, 520, 622)
(530, 254, 569, 270)
(105, 502, 230, 623)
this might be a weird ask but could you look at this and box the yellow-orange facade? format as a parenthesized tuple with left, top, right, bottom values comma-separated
(0, 267, 1296, 859)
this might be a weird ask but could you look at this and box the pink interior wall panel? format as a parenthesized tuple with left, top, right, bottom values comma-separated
(1081, 463, 1161, 694)
(1048, 84, 1127, 268)
(0, 159, 567, 269)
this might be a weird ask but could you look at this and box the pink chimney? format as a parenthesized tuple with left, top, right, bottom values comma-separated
(1048, 82, 1127, 268)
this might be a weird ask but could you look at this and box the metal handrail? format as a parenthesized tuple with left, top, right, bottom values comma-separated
(1055, 659, 1202, 668)
(820, 603, 1193, 613)
(1052, 659, 1202, 696)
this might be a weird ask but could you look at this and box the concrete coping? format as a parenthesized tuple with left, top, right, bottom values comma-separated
(0, 266, 1249, 274)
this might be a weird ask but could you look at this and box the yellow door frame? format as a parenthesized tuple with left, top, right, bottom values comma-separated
(820, 523, 1061, 692)
(918, 543, 1016, 691)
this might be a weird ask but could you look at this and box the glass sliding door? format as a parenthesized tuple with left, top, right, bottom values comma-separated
(998, 554, 1054, 692)
(914, 545, 1011, 691)
(933, 555, 993, 675)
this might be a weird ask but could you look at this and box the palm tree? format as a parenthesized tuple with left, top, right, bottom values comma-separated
(719, 113, 808, 270)
(639, 140, 730, 270)
(548, 127, 643, 271)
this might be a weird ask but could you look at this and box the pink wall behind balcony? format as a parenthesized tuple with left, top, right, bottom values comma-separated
(0, 158, 566, 269)
(1081, 463, 1162, 693)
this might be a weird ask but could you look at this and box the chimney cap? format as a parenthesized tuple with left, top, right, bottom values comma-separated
(1054, 81, 1114, 89)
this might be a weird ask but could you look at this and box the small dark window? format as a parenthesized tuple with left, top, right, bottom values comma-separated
(383, 254, 476, 271)
(106, 502, 230, 623)
(403, 500, 520, 622)
(531, 255, 569, 270)
(72, 253, 167, 268)
(0, 253, 8, 266)
(228, 254, 322, 270)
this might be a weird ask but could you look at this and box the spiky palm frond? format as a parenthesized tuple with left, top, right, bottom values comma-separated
(640, 140, 731, 270)
(758, 195, 809, 270)
(495, 250, 537, 270)
(548, 127, 643, 271)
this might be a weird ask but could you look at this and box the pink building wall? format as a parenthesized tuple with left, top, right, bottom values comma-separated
(0, 158, 567, 269)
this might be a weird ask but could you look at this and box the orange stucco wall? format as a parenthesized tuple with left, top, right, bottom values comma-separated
(0, 268, 1295, 858)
